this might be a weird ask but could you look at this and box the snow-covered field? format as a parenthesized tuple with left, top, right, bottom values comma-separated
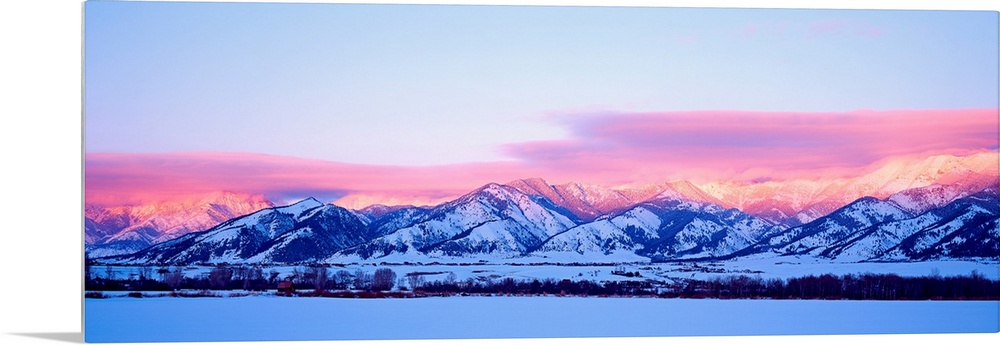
(91, 258, 1000, 287)
(84, 295, 999, 343)
(85, 260, 1000, 342)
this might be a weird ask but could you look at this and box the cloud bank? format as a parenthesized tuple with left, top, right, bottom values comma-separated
(506, 108, 997, 183)
(86, 109, 998, 208)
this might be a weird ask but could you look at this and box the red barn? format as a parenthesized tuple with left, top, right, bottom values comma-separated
(277, 281, 295, 296)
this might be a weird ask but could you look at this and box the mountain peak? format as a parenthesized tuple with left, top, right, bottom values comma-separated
(506, 177, 550, 188)
(446, 182, 520, 206)
(292, 197, 324, 207)
(825, 196, 912, 227)
(477, 182, 507, 193)
(276, 197, 325, 215)
(847, 195, 882, 206)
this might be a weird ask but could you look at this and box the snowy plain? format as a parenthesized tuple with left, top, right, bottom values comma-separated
(84, 258, 1000, 343)
(92, 258, 1000, 286)
(85, 295, 999, 343)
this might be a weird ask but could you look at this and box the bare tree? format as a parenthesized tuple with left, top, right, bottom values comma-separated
(164, 268, 184, 290)
(407, 273, 426, 291)
(137, 266, 153, 282)
(268, 269, 281, 285)
(104, 265, 115, 281)
(290, 267, 304, 285)
(310, 266, 330, 293)
(353, 269, 372, 291)
(208, 266, 233, 290)
(334, 270, 352, 290)
(372, 268, 396, 291)
(243, 266, 264, 291)
(232, 266, 248, 284)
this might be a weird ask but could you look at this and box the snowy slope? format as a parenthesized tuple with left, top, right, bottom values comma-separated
(104, 198, 376, 264)
(887, 176, 999, 214)
(878, 191, 1000, 261)
(536, 188, 777, 261)
(636, 195, 775, 260)
(737, 197, 913, 258)
(731, 190, 1000, 263)
(505, 178, 650, 222)
(334, 183, 578, 260)
(819, 212, 941, 262)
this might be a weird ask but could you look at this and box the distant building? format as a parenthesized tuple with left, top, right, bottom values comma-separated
(277, 281, 295, 296)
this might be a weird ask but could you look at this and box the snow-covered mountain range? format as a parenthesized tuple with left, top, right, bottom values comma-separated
(85, 192, 274, 258)
(699, 151, 998, 226)
(88, 152, 1000, 265)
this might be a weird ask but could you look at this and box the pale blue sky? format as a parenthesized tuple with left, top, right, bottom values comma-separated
(84, 2, 999, 165)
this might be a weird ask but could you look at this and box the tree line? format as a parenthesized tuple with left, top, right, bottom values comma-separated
(85, 264, 999, 300)
(681, 271, 999, 300)
(85, 264, 397, 293)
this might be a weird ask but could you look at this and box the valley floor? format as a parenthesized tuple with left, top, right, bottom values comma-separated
(84, 259, 1000, 342)
(92, 258, 1000, 284)
(84, 295, 1000, 343)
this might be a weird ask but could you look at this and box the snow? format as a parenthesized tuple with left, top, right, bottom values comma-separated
(89, 258, 1000, 285)
(85, 259, 1000, 342)
(85, 296, 999, 343)
(609, 207, 661, 235)
(435, 221, 525, 253)
(351, 184, 581, 260)
(537, 221, 632, 255)
(518, 250, 651, 264)
(691, 152, 999, 225)
(282, 197, 325, 214)
(203, 226, 244, 243)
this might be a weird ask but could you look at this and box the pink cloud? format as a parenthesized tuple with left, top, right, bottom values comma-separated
(85, 152, 552, 207)
(86, 109, 997, 208)
(505, 109, 998, 183)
